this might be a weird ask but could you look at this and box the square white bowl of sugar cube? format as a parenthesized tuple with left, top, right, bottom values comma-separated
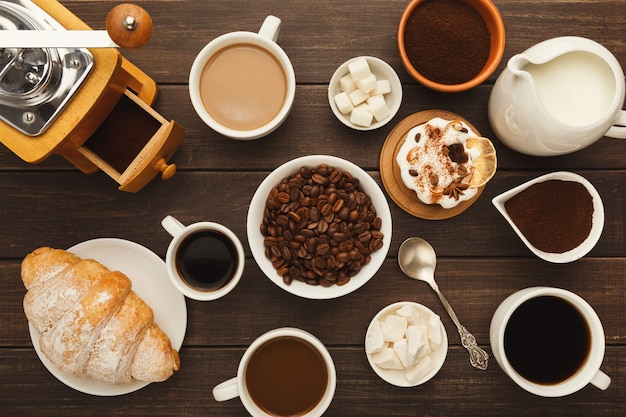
(365, 301, 448, 387)
(328, 56, 402, 130)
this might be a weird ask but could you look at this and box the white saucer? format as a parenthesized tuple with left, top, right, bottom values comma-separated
(28, 238, 187, 396)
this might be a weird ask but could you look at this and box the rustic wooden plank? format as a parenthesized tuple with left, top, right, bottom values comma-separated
(62, 1, 626, 84)
(0, 170, 623, 258)
(4, 256, 625, 347)
(1, 347, 624, 416)
(2, 84, 626, 170)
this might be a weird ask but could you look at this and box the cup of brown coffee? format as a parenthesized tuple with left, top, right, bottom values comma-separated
(161, 215, 244, 301)
(213, 327, 336, 417)
(490, 287, 610, 396)
(189, 15, 296, 140)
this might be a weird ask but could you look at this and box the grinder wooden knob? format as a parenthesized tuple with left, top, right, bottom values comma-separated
(155, 158, 177, 180)
(106, 3, 153, 49)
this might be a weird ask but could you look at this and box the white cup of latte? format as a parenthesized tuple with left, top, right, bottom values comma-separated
(212, 327, 336, 417)
(189, 15, 296, 140)
(490, 287, 610, 397)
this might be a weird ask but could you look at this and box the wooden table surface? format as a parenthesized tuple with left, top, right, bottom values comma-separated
(2, 0, 626, 416)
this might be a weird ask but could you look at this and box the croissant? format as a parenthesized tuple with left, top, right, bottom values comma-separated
(21, 247, 180, 384)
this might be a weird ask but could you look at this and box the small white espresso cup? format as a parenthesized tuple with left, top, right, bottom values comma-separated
(161, 215, 244, 301)
(189, 15, 296, 140)
(213, 327, 336, 417)
(490, 287, 610, 397)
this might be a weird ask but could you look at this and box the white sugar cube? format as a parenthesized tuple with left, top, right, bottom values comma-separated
(428, 314, 443, 347)
(339, 74, 357, 93)
(334, 91, 354, 115)
(405, 356, 435, 384)
(393, 338, 417, 368)
(396, 304, 420, 325)
(365, 320, 385, 354)
(356, 73, 377, 94)
(367, 94, 390, 122)
(407, 325, 431, 359)
(348, 88, 370, 106)
(371, 347, 404, 370)
(381, 314, 407, 342)
(350, 104, 373, 128)
(348, 57, 371, 81)
(372, 79, 392, 96)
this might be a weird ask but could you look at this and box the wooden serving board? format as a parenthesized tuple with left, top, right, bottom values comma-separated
(379, 109, 485, 220)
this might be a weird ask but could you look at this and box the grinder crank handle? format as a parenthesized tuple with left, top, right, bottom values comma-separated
(0, 4, 152, 49)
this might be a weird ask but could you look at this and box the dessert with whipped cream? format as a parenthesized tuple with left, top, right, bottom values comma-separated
(396, 117, 483, 209)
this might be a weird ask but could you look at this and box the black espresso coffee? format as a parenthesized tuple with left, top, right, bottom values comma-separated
(245, 336, 328, 416)
(504, 296, 591, 385)
(175, 230, 238, 291)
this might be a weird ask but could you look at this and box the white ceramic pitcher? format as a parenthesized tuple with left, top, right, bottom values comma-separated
(488, 36, 626, 156)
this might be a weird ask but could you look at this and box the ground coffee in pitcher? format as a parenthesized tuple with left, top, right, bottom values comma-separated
(504, 180, 593, 253)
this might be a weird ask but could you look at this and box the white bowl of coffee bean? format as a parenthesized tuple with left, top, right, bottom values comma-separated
(247, 155, 392, 299)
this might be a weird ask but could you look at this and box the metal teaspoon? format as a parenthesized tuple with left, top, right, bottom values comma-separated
(398, 237, 489, 370)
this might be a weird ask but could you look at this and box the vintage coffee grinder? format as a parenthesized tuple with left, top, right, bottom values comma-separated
(0, 0, 184, 192)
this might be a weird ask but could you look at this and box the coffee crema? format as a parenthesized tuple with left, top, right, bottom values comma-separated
(504, 296, 591, 385)
(199, 43, 287, 131)
(245, 336, 328, 416)
(175, 230, 238, 291)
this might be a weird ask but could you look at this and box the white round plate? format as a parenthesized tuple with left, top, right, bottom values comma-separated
(365, 301, 448, 387)
(247, 155, 392, 299)
(28, 238, 187, 396)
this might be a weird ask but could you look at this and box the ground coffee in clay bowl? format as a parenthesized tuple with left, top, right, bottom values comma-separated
(397, 0, 505, 92)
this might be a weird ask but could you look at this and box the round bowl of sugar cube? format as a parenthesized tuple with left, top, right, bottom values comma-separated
(328, 56, 402, 130)
(365, 301, 448, 387)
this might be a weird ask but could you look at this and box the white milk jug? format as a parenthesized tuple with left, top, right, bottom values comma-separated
(488, 37, 626, 156)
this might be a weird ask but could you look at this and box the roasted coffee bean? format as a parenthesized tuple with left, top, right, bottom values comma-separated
(260, 164, 385, 287)
(329, 169, 343, 184)
(336, 251, 350, 263)
(288, 210, 302, 223)
(312, 173, 326, 184)
(277, 191, 290, 203)
(338, 239, 353, 252)
(320, 203, 333, 216)
(316, 242, 330, 256)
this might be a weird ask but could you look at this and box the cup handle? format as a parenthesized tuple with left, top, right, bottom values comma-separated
(258, 15, 281, 42)
(590, 369, 611, 390)
(605, 110, 626, 139)
(161, 215, 186, 237)
(212, 376, 240, 401)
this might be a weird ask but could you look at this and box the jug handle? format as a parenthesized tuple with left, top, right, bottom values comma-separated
(606, 111, 626, 139)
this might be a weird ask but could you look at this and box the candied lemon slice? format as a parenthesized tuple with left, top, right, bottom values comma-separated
(466, 137, 497, 188)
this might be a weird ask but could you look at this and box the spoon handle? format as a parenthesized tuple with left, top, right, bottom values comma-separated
(432, 287, 489, 370)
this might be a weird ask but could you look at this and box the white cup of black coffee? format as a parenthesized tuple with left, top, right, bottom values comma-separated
(490, 287, 610, 396)
(161, 215, 244, 301)
(212, 327, 336, 417)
